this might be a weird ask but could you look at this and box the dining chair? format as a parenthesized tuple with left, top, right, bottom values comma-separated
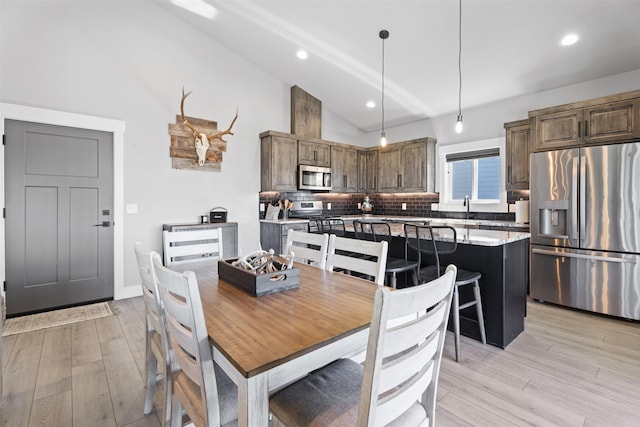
(269, 265, 458, 427)
(134, 242, 171, 427)
(325, 234, 388, 286)
(353, 220, 419, 288)
(404, 223, 486, 362)
(162, 228, 223, 266)
(284, 229, 329, 269)
(151, 254, 238, 427)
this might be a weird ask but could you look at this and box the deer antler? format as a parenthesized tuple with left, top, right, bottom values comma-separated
(180, 87, 199, 135)
(207, 108, 238, 142)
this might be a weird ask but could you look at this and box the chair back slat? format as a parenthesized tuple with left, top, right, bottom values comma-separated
(378, 331, 439, 392)
(284, 229, 329, 269)
(152, 256, 223, 426)
(376, 362, 435, 426)
(163, 228, 223, 266)
(326, 235, 388, 286)
(358, 265, 457, 426)
(382, 300, 447, 358)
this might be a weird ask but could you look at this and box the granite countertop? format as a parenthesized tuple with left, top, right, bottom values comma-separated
(339, 215, 529, 230)
(343, 222, 530, 247)
(260, 218, 309, 224)
(260, 216, 530, 246)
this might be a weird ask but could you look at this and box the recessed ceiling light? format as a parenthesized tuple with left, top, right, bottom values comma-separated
(560, 34, 579, 46)
(170, 0, 218, 20)
(366, 101, 376, 108)
(296, 50, 309, 60)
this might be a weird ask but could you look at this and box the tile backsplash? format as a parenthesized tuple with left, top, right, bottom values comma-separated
(259, 189, 529, 221)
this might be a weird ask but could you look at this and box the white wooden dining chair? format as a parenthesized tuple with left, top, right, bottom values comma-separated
(162, 228, 223, 266)
(325, 234, 388, 286)
(270, 264, 457, 427)
(284, 229, 329, 269)
(151, 254, 238, 427)
(134, 242, 171, 427)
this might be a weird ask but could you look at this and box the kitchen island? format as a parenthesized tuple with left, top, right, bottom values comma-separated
(344, 223, 531, 349)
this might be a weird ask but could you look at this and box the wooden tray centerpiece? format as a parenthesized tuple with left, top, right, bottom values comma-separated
(218, 252, 299, 296)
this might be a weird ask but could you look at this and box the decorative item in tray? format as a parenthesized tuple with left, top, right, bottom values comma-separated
(218, 250, 299, 296)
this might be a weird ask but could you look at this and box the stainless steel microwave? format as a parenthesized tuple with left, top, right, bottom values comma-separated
(298, 165, 332, 191)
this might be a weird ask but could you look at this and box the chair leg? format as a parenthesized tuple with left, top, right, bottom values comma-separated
(452, 284, 461, 362)
(162, 364, 172, 427)
(473, 280, 487, 344)
(171, 393, 182, 427)
(390, 272, 397, 288)
(144, 333, 157, 414)
(411, 269, 418, 286)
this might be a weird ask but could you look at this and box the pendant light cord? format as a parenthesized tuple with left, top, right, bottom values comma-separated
(381, 32, 386, 135)
(458, 0, 462, 118)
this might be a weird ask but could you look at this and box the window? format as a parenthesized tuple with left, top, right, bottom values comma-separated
(435, 137, 507, 213)
(448, 149, 500, 201)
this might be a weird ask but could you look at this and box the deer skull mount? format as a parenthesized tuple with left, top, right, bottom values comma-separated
(180, 87, 238, 166)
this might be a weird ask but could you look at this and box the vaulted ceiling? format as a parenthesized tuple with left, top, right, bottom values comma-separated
(162, 0, 640, 132)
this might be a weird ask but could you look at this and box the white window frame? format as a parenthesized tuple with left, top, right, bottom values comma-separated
(434, 137, 508, 213)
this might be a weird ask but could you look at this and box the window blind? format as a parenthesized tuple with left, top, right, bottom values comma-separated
(446, 148, 499, 162)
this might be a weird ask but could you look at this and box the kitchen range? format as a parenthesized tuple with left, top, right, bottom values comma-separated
(530, 140, 640, 321)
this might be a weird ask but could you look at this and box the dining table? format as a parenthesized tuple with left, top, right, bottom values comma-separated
(183, 261, 378, 427)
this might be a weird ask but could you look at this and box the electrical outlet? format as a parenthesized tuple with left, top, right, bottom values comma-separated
(259, 203, 265, 212)
(401, 202, 407, 211)
(327, 203, 332, 210)
(357, 203, 362, 209)
(508, 203, 516, 213)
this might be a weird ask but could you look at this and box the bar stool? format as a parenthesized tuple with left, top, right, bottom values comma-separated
(354, 220, 419, 288)
(404, 223, 486, 362)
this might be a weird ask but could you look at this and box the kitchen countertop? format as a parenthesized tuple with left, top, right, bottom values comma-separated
(344, 222, 530, 247)
(260, 216, 530, 247)
(261, 215, 529, 230)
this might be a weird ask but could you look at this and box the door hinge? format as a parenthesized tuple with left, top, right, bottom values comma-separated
(2, 134, 5, 145)
(2, 207, 4, 219)
(3, 281, 5, 292)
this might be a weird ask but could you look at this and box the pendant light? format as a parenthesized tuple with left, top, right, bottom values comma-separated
(379, 29, 389, 147)
(455, 0, 464, 134)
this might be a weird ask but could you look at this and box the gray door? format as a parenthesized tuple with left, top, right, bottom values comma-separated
(5, 120, 114, 316)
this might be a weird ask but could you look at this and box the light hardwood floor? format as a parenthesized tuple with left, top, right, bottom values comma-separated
(2, 297, 639, 426)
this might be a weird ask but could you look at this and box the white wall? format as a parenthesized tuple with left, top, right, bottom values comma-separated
(0, 1, 359, 292)
(364, 69, 640, 146)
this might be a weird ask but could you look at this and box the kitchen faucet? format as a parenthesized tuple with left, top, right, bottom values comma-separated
(463, 195, 470, 220)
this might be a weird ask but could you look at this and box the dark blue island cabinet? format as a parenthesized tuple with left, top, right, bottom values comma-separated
(378, 225, 530, 349)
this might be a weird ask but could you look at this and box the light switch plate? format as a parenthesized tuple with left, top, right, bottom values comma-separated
(126, 204, 138, 214)
(327, 203, 332, 210)
(259, 203, 265, 212)
(401, 203, 407, 210)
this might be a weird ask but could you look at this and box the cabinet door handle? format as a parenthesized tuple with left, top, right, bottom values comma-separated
(578, 121, 581, 138)
(343, 175, 347, 188)
(584, 120, 589, 137)
(373, 176, 376, 190)
(314, 151, 317, 161)
(508, 165, 511, 182)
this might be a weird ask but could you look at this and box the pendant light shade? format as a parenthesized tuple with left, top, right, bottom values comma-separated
(379, 29, 389, 146)
(455, 0, 463, 134)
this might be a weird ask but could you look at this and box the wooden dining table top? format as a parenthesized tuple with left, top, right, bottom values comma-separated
(184, 262, 378, 378)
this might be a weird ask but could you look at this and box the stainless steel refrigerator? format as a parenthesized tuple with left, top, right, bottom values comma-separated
(530, 141, 640, 320)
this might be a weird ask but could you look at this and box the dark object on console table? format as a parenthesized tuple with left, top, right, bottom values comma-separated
(218, 259, 299, 296)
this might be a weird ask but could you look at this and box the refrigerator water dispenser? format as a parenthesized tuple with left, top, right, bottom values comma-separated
(538, 200, 570, 238)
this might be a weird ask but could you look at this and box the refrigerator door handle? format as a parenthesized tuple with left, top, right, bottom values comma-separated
(580, 155, 586, 241)
(571, 157, 579, 241)
(532, 248, 633, 264)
